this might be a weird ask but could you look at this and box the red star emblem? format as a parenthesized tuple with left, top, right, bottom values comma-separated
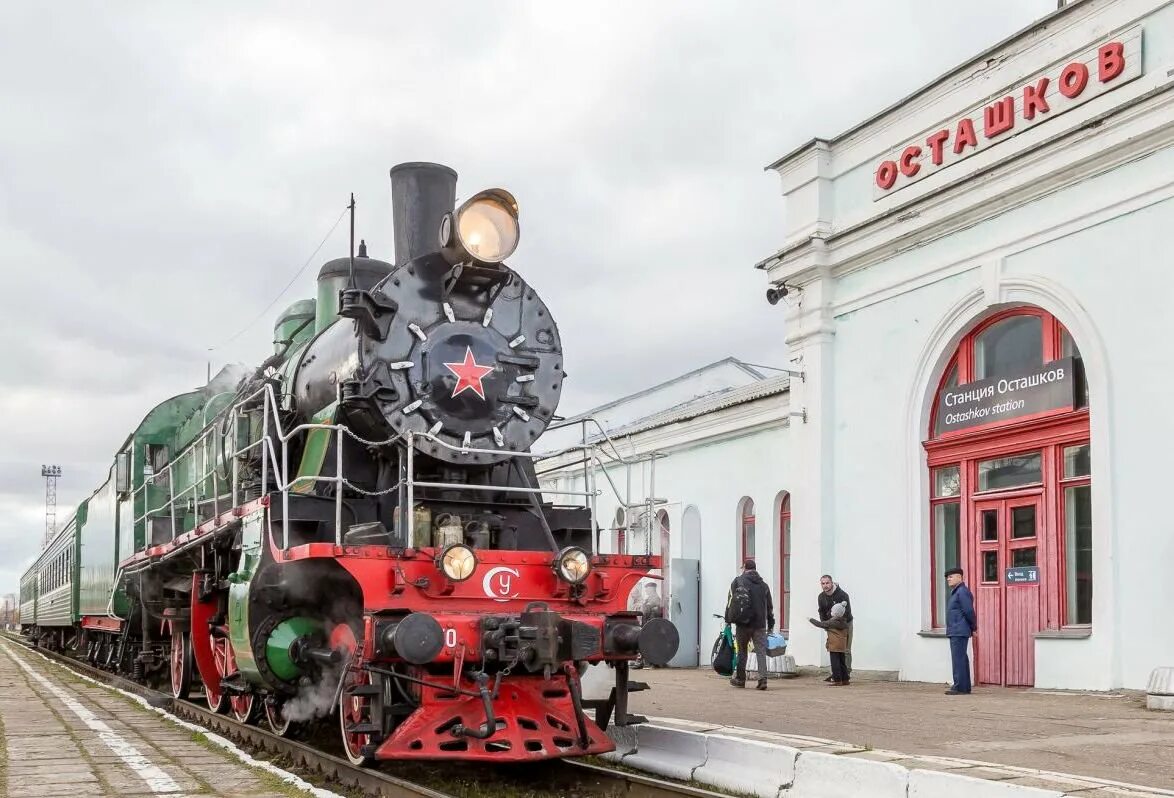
(443, 346, 495, 400)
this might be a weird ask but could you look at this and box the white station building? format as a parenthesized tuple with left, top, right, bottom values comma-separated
(542, 0, 1174, 691)
(537, 359, 795, 669)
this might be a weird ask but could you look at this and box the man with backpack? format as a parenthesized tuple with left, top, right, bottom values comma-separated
(724, 559, 775, 690)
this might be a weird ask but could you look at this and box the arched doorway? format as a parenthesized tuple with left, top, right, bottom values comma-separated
(924, 306, 1090, 687)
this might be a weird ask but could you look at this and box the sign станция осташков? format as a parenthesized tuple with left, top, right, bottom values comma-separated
(935, 357, 1076, 434)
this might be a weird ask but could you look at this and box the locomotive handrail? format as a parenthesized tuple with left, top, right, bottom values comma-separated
(413, 428, 615, 462)
(130, 382, 271, 533)
(408, 479, 596, 497)
(542, 415, 634, 465)
(134, 421, 231, 529)
(535, 414, 663, 546)
(127, 379, 630, 556)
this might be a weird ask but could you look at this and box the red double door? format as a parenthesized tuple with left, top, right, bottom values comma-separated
(972, 494, 1043, 687)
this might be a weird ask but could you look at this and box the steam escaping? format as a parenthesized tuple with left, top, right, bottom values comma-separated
(257, 575, 365, 724)
(282, 663, 343, 723)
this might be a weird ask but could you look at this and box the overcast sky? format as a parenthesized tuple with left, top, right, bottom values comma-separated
(0, 1, 1054, 596)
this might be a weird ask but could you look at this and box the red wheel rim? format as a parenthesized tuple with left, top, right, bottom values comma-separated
(170, 631, 190, 700)
(231, 692, 257, 724)
(211, 636, 257, 723)
(340, 669, 374, 766)
(206, 636, 231, 713)
(265, 699, 293, 737)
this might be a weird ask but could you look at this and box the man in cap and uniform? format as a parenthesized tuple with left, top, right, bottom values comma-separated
(944, 566, 977, 695)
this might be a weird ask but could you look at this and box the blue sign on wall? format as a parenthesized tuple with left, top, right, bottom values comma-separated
(1006, 566, 1040, 584)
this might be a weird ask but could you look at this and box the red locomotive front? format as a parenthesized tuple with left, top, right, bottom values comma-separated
(276, 542, 676, 764)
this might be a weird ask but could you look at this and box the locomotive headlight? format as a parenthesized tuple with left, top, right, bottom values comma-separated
(439, 188, 519, 265)
(438, 543, 477, 582)
(555, 546, 591, 584)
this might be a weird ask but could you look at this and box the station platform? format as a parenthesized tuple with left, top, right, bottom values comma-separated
(0, 639, 310, 797)
(627, 665, 1174, 792)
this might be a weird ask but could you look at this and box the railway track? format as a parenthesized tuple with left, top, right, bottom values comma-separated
(1, 633, 720, 798)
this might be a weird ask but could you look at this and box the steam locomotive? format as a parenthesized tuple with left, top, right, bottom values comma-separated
(19, 162, 678, 764)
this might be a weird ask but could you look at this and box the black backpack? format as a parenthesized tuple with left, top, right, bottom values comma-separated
(712, 634, 735, 676)
(728, 577, 755, 626)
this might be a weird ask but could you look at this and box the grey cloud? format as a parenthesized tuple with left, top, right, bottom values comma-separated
(0, 0, 1054, 593)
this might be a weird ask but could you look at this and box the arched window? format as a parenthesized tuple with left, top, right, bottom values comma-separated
(777, 492, 791, 632)
(925, 306, 1091, 687)
(931, 307, 1087, 438)
(738, 497, 755, 563)
(974, 313, 1043, 380)
(613, 508, 626, 554)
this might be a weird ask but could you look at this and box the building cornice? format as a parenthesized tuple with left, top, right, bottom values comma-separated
(763, 81, 1174, 285)
(765, 0, 1148, 175)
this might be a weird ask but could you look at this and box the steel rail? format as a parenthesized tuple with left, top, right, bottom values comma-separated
(561, 759, 734, 798)
(168, 700, 454, 798)
(4, 633, 726, 798)
(1, 634, 451, 798)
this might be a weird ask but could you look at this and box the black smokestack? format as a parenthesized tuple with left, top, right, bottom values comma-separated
(389, 162, 457, 266)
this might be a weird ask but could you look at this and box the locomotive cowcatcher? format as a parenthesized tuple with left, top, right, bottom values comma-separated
(20, 161, 678, 765)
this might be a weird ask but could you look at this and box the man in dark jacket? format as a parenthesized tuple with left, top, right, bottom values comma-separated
(817, 575, 853, 681)
(944, 567, 977, 695)
(724, 559, 775, 690)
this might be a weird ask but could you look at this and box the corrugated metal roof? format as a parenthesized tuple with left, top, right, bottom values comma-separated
(586, 374, 790, 441)
(556, 357, 767, 426)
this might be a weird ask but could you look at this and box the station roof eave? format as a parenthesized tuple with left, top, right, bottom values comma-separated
(602, 374, 790, 438)
(554, 357, 769, 429)
(540, 374, 791, 464)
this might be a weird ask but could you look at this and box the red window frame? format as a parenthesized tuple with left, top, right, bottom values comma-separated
(778, 493, 791, 632)
(740, 499, 755, 563)
(1057, 444, 1092, 626)
(924, 307, 1091, 632)
(929, 307, 1075, 438)
(929, 465, 962, 628)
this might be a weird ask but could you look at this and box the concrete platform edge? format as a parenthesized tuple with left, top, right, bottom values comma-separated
(608, 720, 1174, 798)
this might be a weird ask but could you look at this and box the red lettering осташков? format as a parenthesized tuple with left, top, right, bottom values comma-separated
(874, 37, 1130, 193)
